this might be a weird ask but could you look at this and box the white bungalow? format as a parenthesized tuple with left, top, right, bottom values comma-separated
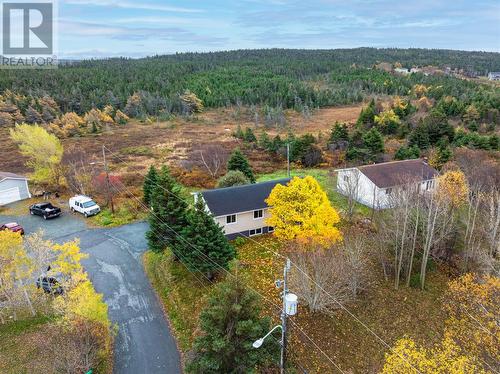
(336, 159, 438, 209)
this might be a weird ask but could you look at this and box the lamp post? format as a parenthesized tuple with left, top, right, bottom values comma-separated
(253, 258, 297, 374)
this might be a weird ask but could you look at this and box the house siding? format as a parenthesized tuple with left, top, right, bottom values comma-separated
(0, 178, 31, 205)
(336, 169, 388, 208)
(336, 169, 437, 209)
(215, 208, 272, 238)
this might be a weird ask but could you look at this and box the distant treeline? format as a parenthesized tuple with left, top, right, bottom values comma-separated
(0, 48, 499, 114)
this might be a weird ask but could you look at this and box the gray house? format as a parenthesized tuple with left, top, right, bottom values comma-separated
(197, 179, 290, 240)
(0, 172, 31, 206)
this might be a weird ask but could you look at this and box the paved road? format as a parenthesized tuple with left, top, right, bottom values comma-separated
(1, 211, 181, 374)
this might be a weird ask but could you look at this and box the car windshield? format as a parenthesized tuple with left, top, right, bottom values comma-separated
(82, 201, 96, 208)
(39, 203, 51, 209)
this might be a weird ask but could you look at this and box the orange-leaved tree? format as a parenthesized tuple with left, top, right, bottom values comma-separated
(265, 176, 342, 247)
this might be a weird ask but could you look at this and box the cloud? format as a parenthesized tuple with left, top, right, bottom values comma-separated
(59, 19, 227, 45)
(62, 0, 203, 13)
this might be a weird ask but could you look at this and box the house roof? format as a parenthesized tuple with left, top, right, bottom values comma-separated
(200, 178, 291, 217)
(0, 172, 27, 182)
(358, 159, 438, 188)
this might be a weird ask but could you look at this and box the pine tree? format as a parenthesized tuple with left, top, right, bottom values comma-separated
(178, 198, 235, 279)
(362, 127, 384, 157)
(143, 165, 158, 206)
(329, 122, 349, 143)
(243, 127, 257, 143)
(146, 166, 188, 254)
(227, 148, 255, 183)
(187, 274, 279, 374)
(258, 131, 272, 151)
(409, 123, 430, 150)
(356, 99, 376, 127)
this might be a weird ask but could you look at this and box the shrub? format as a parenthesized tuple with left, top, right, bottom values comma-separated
(217, 170, 250, 188)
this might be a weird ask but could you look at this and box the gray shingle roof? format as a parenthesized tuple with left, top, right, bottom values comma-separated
(0, 172, 27, 181)
(358, 159, 438, 188)
(200, 178, 291, 217)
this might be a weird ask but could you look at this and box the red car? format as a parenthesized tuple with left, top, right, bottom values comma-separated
(0, 222, 25, 235)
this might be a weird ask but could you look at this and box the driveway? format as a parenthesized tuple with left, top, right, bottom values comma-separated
(1, 210, 181, 374)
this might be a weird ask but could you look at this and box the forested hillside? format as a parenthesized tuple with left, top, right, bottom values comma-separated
(1, 48, 499, 115)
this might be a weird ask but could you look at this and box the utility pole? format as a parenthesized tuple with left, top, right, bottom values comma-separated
(102, 145, 115, 213)
(287, 143, 291, 178)
(253, 259, 297, 372)
(280, 258, 291, 374)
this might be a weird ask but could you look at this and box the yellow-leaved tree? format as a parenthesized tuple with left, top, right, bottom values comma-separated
(266, 176, 342, 246)
(0, 231, 35, 321)
(382, 273, 498, 373)
(54, 274, 110, 329)
(444, 273, 500, 367)
(50, 239, 88, 285)
(436, 170, 469, 208)
(10, 123, 64, 186)
(381, 336, 485, 374)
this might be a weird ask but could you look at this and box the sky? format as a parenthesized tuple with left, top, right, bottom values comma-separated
(56, 0, 500, 58)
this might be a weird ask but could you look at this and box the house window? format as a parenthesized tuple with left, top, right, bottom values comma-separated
(226, 214, 236, 224)
(343, 175, 349, 182)
(249, 228, 263, 237)
(386, 188, 393, 195)
(425, 180, 433, 191)
(254, 209, 263, 219)
(268, 226, 274, 233)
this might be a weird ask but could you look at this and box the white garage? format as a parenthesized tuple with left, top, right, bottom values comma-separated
(0, 172, 31, 206)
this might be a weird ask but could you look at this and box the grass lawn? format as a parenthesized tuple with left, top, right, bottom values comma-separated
(0, 314, 56, 373)
(257, 168, 372, 218)
(0, 313, 113, 373)
(144, 234, 449, 373)
(88, 206, 148, 227)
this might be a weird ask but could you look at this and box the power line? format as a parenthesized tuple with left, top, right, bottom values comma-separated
(103, 145, 419, 372)
(108, 182, 284, 363)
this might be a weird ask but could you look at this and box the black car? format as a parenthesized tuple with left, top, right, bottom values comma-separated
(36, 276, 63, 295)
(29, 202, 62, 220)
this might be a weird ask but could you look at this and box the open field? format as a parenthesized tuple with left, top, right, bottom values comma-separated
(0, 104, 363, 180)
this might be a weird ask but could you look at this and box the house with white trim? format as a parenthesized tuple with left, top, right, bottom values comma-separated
(0, 172, 31, 206)
(336, 159, 438, 209)
(196, 179, 290, 239)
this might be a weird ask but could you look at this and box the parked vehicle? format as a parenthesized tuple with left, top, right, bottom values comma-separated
(36, 276, 63, 295)
(69, 195, 100, 218)
(29, 202, 62, 220)
(0, 222, 24, 235)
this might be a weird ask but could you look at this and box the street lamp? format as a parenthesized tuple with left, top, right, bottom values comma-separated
(252, 325, 282, 349)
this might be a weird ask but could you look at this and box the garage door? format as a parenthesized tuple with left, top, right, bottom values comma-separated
(0, 187, 21, 206)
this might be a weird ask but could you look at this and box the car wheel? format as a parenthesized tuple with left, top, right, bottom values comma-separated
(84, 212, 88, 218)
(70, 207, 75, 212)
(30, 210, 34, 215)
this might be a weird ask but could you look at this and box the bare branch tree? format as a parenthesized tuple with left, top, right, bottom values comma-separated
(196, 144, 229, 179)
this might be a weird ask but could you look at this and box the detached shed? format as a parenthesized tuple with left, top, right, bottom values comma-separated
(0, 172, 31, 206)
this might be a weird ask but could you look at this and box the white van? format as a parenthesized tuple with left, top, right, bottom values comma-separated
(69, 195, 101, 218)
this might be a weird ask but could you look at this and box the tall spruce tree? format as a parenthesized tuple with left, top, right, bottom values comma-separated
(146, 166, 188, 254)
(227, 148, 255, 183)
(187, 274, 279, 374)
(362, 127, 384, 157)
(143, 165, 158, 206)
(178, 198, 235, 279)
